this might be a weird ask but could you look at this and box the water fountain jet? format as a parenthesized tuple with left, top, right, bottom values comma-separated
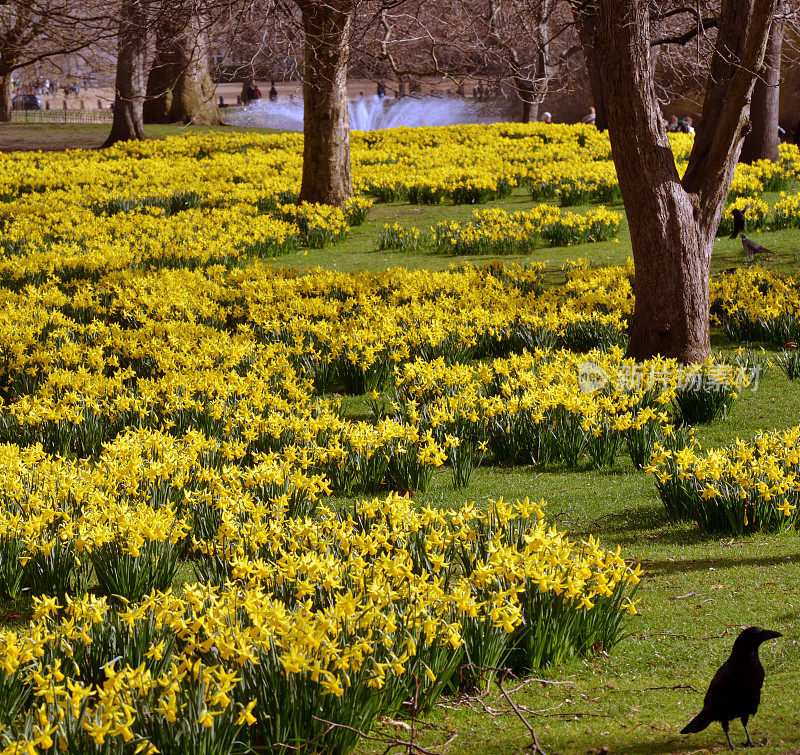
(225, 95, 503, 131)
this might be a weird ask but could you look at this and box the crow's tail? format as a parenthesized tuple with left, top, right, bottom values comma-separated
(681, 710, 713, 734)
(729, 230, 739, 240)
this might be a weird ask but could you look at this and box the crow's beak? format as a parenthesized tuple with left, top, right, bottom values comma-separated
(760, 629, 783, 642)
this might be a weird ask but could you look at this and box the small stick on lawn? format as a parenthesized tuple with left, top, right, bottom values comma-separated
(495, 669, 547, 755)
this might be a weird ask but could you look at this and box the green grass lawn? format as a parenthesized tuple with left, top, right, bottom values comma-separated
(1, 125, 799, 753)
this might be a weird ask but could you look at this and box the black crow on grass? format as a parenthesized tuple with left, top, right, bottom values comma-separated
(681, 627, 782, 750)
(729, 205, 750, 239)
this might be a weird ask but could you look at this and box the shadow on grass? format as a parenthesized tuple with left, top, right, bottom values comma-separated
(640, 552, 800, 577)
(578, 503, 713, 547)
(589, 503, 668, 534)
(609, 736, 725, 755)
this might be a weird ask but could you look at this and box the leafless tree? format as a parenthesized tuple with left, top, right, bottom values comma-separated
(573, 0, 777, 362)
(0, 0, 115, 121)
(373, 0, 575, 122)
(103, 0, 152, 144)
(741, 2, 798, 162)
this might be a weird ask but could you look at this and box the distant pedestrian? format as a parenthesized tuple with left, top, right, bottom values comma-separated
(377, 82, 386, 100)
(252, 86, 262, 101)
(667, 115, 680, 132)
(581, 106, 596, 126)
(269, 81, 278, 102)
(541, 111, 552, 124)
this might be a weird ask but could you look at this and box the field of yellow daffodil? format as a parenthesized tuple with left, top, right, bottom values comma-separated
(1, 123, 800, 753)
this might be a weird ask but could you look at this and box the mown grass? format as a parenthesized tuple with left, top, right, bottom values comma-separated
(1, 125, 799, 753)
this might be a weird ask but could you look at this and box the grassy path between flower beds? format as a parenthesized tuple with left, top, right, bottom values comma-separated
(1, 126, 800, 753)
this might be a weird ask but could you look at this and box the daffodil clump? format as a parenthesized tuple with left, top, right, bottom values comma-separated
(378, 223, 428, 252)
(527, 159, 621, 206)
(710, 266, 800, 345)
(386, 347, 757, 485)
(772, 192, 800, 230)
(427, 204, 621, 255)
(0, 488, 641, 754)
(722, 144, 800, 199)
(276, 202, 352, 248)
(647, 426, 800, 534)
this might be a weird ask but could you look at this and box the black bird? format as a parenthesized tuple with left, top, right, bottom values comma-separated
(681, 626, 782, 750)
(729, 205, 750, 239)
(740, 233, 774, 257)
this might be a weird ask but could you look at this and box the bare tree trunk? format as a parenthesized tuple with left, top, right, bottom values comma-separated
(240, 76, 252, 105)
(145, 10, 223, 125)
(518, 79, 539, 123)
(104, 0, 149, 146)
(296, 0, 355, 206)
(574, 9, 607, 132)
(741, 16, 783, 163)
(588, 0, 776, 362)
(0, 73, 12, 123)
(145, 18, 179, 123)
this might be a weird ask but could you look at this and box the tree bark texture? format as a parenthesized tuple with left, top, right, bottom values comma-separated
(0, 74, 12, 123)
(517, 36, 546, 123)
(741, 16, 783, 163)
(104, 0, 150, 146)
(574, 10, 607, 132)
(588, 0, 776, 363)
(518, 80, 539, 123)
(296, 0, 355, 206)
(145, 10, 222, 125)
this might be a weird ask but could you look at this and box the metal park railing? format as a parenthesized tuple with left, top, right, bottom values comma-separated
(11, 109, 113, 125)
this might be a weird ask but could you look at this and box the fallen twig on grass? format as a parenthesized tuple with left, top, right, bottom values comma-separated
(508, 677, 575, 694)
(311, 716, 457, 755)
(495, 669, 548, 755)
(606, 683, 699, 695)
